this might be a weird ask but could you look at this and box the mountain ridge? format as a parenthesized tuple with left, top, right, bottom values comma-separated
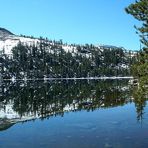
(0, 27, 135, 54)
(0, 27, 14, 39)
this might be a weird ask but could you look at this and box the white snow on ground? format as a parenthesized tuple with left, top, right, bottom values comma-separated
(0, 35, 39, 55)
(0, 35, 78, 55)
(62, 45, 77, 53)
(0, 34, 137, 60)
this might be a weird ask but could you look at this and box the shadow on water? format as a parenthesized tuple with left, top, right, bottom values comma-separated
(0, 79, 135, 131)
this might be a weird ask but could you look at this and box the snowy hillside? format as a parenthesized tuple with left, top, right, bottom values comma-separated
(0, 27, 77, 55)
(0, 27, 137, 56)
(0, 27, 138, 79)
(0, 35, 39, 55)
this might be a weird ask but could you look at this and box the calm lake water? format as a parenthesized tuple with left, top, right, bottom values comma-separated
(0, 79, 148, 148)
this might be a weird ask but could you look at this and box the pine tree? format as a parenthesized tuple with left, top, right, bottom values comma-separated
(125, 0, 148, 47)
(125, 0, 148, 89)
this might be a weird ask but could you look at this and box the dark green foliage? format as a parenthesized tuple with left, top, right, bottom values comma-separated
(0, 38, 135, 79)
(0, 80, 131, 119)
(125, 0, 148, 46)
(126, 0, 148, 88)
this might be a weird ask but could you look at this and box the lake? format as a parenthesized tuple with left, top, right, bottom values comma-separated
(0, 79, 148, 148)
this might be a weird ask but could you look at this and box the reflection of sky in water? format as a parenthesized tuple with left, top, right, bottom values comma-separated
(1, 103, 148, 148)
(0, 80, 148, 148)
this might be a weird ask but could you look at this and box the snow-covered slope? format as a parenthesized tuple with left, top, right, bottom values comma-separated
(0, 35, 39, 55)
(0, 27, 77, 55)
(0, 27, 137, 57)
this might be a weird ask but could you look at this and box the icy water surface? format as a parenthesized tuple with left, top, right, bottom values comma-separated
(0, 79, 148, 148)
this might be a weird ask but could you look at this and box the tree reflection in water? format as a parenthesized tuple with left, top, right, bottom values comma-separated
(132, 85, 148, 122)
(0, 79, 140, 130)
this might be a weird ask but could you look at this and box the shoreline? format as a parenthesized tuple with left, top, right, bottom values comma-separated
(2, 76, 134, 81)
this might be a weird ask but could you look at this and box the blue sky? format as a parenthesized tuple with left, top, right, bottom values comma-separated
(0, 0, 141, 50)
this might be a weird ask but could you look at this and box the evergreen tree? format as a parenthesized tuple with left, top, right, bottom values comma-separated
(125, 0, 148, 88)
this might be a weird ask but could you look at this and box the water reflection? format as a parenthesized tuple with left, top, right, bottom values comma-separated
(0, 80, 134, 130)
(132, 85, 148, 122)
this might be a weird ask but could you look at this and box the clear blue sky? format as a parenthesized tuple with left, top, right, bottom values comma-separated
(0, 0, 141, 50)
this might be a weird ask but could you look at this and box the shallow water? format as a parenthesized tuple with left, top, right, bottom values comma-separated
(0, 79, 148, 148)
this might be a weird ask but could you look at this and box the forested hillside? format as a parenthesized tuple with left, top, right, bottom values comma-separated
(0, 36, 136, 79)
